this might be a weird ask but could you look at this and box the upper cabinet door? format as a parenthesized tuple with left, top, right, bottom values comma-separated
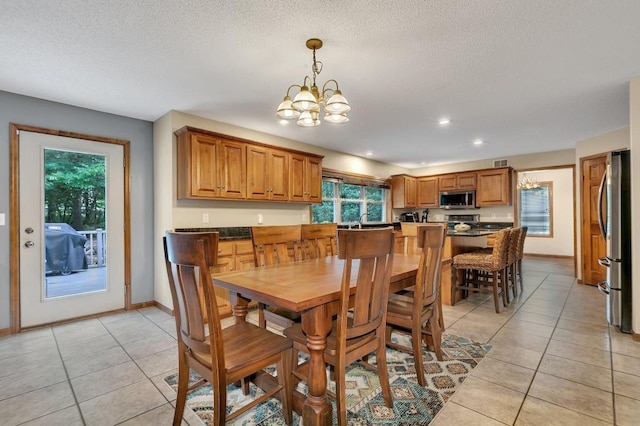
(177, 132, 221, 199)
(219, 139, 246, 199)
(417, 177, 438, 208)
(268, 149, 289, 201)
(306, 156, 322, 203)
(476, 168, 512, 206)
(439, 172, 476, 191)
(246, 145, 270, 200)
(438, 174, 457, 192)
(290, 153, 323, 203)
(247, 146, 289, 200)
(457, 173, 477, 190)
(391, 175, 417, 208)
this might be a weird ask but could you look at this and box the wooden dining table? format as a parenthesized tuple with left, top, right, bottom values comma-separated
(212, 252, 421, 426)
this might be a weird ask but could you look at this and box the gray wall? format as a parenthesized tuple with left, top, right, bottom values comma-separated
(0, 91, 155, 329)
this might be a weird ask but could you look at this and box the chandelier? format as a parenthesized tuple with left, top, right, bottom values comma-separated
(275, 38, 351, 127)
(518, 174, 540, 190)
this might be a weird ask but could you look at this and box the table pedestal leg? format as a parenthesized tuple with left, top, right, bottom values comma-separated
(301, 305, 333, 426)
(229, 292, 249, 323)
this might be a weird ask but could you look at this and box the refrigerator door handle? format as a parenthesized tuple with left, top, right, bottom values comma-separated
(597, 170, 607, 239)
(597, 280, 610, 295)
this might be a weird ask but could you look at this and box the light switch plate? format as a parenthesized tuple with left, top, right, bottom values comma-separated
(0, 213, 4, 226)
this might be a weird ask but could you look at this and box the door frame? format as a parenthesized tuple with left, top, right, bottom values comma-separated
(513, 164, 577, 275)
(9, 123, 131, 333)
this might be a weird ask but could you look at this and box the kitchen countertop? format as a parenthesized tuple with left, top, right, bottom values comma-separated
(174, 226, 251, 240)
(447, 229, 496, 237)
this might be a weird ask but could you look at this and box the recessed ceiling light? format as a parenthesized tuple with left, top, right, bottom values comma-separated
(365, 151, 373, 156)
(473, 139, 484, 145)
(438, 118, 451, 125)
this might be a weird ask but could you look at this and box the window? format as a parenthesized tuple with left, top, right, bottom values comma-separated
(312, 178, 388, 224)
(519, 182, 552, 237)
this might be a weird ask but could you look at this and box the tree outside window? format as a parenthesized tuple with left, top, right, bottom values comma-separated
(519, 182, 552, 237)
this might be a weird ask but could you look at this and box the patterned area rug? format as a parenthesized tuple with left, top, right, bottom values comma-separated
(163, 333, 491, 425)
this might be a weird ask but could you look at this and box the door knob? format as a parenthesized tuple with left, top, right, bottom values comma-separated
(24, 241, 35, 248)
(25, 227, 34, 234)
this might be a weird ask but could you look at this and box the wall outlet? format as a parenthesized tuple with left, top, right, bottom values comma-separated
(0, 213, 4, 226)
(257, 213, 263, 224)
(202, 213, 209, 223)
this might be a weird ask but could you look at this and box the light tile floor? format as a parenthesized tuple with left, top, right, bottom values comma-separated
(0, 257, 637, 425)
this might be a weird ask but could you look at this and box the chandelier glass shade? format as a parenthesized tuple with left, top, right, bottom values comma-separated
(276, 38, 350, 127)
(518, 174, 540, 190)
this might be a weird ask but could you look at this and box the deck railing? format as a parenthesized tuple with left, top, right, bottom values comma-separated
(80, 229, 106, 267)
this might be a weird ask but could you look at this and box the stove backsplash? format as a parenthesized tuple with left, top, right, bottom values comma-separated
(427, 205, 514, 223)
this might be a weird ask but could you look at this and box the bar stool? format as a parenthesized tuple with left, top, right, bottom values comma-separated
(451, 228, 512, 313)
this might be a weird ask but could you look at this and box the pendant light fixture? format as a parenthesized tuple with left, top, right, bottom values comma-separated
(517, 174, 540, 190)
(276, 38, 350, 127)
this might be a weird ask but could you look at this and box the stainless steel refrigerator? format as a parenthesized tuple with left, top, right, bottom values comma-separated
(597, 150, 632, 333)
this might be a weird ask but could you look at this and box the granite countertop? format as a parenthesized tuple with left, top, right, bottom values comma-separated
(446, 229, 496, 237)
(174, 227, 251, 240)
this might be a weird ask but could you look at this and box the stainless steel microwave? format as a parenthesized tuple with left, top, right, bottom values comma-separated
(439, 190, 476, 209)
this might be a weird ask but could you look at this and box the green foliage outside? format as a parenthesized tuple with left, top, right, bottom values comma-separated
(312, 181, 386, 224)
(312, 200, 335, 223)
(44, 149, 106, 231)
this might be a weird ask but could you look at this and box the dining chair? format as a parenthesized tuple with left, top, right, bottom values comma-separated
(284, 228, 396, 426)
(400, 222, 421, 255)
(385, 224, 446, 386)
(451, 228, 512, 313)
(250, 225, 303, 329)
(164, 231, 293, 426)
(301, 223, 337, 259)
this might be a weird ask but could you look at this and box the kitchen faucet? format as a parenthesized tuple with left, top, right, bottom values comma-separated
(357, 212, 370, 228)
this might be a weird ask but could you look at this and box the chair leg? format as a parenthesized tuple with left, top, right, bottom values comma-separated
(510, 263, 518, 298)
(335, 359, 348, 426)
(492, 270, 501, 313)
(276, 348, 293, 425)
(376, 335, 393, 410)
(428, 313, 443, 362)
(501, 268, 509, 307)
(213, 369, 227, 426)
(450, 266, 457, 306)
(412, 320, 426, 387)
(257, 303, 267, 329)
(517, 259, 524, 292)
(173, 354, 189, 426)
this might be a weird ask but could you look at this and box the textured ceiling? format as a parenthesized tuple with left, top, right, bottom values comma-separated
(2, 0, 640, 168)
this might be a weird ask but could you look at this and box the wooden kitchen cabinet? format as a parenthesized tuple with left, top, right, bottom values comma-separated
(176, 129, 246, 200)
(476, 167, 512, 206)
(438, 172, 477, 191)
(175, 126, 323, 204)
(247, 145, 289, 201)
(391, 175, 417, 208)
(289, 153, 323, 203)
(210, 239, 257, 317)
(417, 176, 439, 208)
